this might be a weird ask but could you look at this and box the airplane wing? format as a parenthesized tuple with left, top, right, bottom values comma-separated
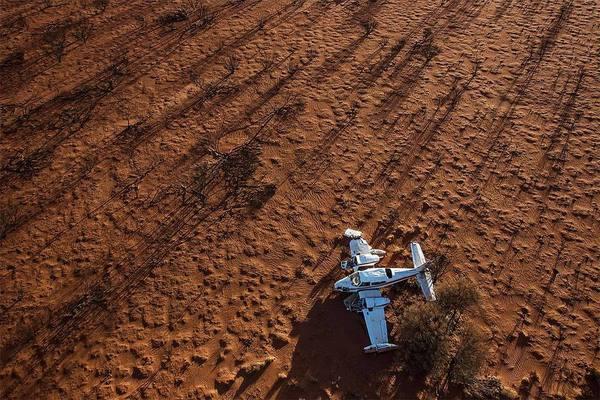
(358, 290, 399, 353)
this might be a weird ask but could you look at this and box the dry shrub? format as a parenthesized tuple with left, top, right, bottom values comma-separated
(185, 0, 205, 12)
(222, 144, 260, 188)
(446, 324, 487, 386)
(0, 51, 24, 72)
(158, 9, 188, 26)
(464, 376, 518, 400)
(437, 278, 480, 331)
(73, 19, 93, 43)
(396, 302, 449, 376)
(190, 2, 214, 29)
(224, 54, 239, 75)
(274, 97, 306, 121)
(92, 0, 109, 13)
(0, 207, 17, 240)
(395, 278, 486, 390)
(428, 253, 451, 283)
(42, 24, 67, 62)
(3, 152, 47, 177)
(247, 184, 276, 209)
(192, 162, 213, 198)
(361, 19, 377, 37)
(415, 28, 440, 61)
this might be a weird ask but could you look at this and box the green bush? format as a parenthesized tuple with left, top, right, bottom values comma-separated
(437, 278, 480, 317)
(396, 302, 448, 375)
(395, 278, 485, 390)
(446, 324, 486, 386)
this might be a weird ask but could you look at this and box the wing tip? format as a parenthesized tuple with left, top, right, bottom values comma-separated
(363, 343, 399, 354)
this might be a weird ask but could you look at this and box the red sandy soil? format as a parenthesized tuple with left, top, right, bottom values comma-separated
(0, 0, 598, 398)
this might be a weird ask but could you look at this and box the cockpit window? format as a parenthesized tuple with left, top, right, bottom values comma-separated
(350, 272, 361, 286)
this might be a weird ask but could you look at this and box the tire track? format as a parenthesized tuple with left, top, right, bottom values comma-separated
(0, 0, 258, 142)
(0, 0, 354, 246)
(0, 49, 295, 250)
(0, 0, 241, 96)
(0, 101, 303, 398)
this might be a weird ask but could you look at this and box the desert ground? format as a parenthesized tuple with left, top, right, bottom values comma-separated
(0, 0, 599, 398)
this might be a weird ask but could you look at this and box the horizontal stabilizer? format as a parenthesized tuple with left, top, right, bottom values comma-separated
(364, 343, 399, 354)
(410, 242, 426, 267)
(416, 269, 436, 301)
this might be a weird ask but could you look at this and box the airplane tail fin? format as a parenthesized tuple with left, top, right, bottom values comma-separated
(410, 242, 436, 301)
(410, 242, 426, 267)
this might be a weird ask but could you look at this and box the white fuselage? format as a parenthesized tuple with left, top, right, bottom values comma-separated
(334, 267, 422, 292)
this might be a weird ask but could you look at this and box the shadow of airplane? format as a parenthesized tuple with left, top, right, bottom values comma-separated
(270, 294, 424, 399)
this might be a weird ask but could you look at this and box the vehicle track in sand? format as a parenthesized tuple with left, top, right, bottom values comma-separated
(0, 0, 598, 398)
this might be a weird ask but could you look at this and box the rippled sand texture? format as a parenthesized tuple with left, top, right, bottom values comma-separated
(0, 0, 598, 398)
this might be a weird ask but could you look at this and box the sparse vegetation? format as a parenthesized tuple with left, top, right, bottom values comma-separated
(443, 324, 487, 386)
(415, 28, 441, 61)
(0, 51, 24, 72)
(73, 19, 93, 44)
(247, 183, 276, 209)
(184, 0, 206, 12)
(395, 278, 486, 393)
(191, 162, 212, 200)
(222, 144, 261, 188)
(361, 19, 377, 37)
(274, 97, 306, 121)
(0, 0, 597, 398)
(3, 151, 46, 177)
(42, 24, 68, 62)
(158, 9, 189, 27)
(92, 0, 109, 13)
(396, 302, 448, 376)
(190, 1, 214, 29)
(464, 376, 518, 400)
(427, 253, 451, 283)
(437, 278, 480, 332)
(224, 54, 239, 75)
(0, 208, 17, 240)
